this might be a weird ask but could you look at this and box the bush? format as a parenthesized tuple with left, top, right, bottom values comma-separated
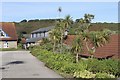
(86, 58, 119, 76)
(30, 46, 120, 78)
(17, 43, 22, 49)
(60, 62, 77, 74)
(40, 43, 53, 51)
(73, 71, 115, 79)
(95, 72, 115, 78)
(74, 70, 95, 78)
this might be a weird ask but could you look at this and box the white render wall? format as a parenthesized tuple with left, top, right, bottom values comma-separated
(0, 41, 17, 49)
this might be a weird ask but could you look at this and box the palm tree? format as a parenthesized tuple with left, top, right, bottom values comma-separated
(71, 35, 83, 63)
(83, 14, 94, 32)
(71, 14, 111, 59)
(55, 15, 73, 53)
(81, 31, 90, 53)
(49, 28, 61, 52)
(62, 15, 72, 52)
(77, 14, 94, 56)
(84, 14, 94, 23)
(58, 7, 62, 18)
(59, 21, 65, 53)
(63, 15, 73, 29)
(89, 29, 112, 57)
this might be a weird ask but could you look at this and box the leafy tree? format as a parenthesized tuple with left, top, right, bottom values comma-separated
(78, 14, 94, 32)
(73, 14, 94, 57)
(89, 29, 112, 56)
(17, 32, 24, 43)
(49, 28, 61, 52)
(72, 14, 111, 59)
(55, 21, 65, 53)
(63, 15, 73, 29)
(20, 19, 27, 23)
(84, 14, 94, 23)
(58, 15, 73, 53)
(71, 35, 83, 63)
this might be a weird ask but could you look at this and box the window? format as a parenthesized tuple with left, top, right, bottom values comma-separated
(4, 41, 8, 48)
(0, 29, 9, 38)
(6, 34, 9, 37)
(0, 30, 4, 37)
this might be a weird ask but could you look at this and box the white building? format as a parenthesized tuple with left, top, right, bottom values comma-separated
(26, 26, 54, 46)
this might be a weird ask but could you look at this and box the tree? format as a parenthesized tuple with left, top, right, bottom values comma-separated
(79, 14, 94, 32)
(71, 35, 83, 63)
(76, 14, 94, 56)
(89, 29, 112, 57)
(58, 7, 62, 18)
(63, 15, 73, 29)
(81, 31, 90, 53)
(49, 28, 61, 52)
(84, 14, 94, 23)
(56, 21, 65, 53)
(78, 14, 111, 58)
(58, 15, 73, 53)
(71, 14, 93, 62)
(20, 19, 27, 23)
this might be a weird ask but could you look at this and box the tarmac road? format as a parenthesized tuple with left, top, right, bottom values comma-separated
(0, 51, 62, 78)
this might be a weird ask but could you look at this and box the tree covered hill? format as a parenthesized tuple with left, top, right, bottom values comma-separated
(89, 23, 118, 31)
(15, 19, 59, 34)
(15, 19, 119, 35)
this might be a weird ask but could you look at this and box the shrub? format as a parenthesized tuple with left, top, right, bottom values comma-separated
(73, 70, 95, 78)
(60, 62, 77, 74)
(30, 46, 120, 78)
(41, 43, 53, 51)
(17, 43, 22, 49)
(75, 62, 88, 72)
(86, 58, 119, 76)
(74, 71, 115, 79)
(95, 72, 115, 78)
(52, 61, 64, 70)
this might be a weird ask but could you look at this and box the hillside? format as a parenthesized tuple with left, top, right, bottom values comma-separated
(15, 19, 119, 36)
(69, 23, 119, 34)
(90, 23, 118, 31)
(15, 19, 56, 34)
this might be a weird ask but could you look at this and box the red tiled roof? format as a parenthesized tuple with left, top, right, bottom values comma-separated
(64, 34, 120, 59)
(0, 22, 18, 41)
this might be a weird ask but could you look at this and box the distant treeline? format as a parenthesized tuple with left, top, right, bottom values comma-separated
(20, 19, 118, 24)
(20, 19, 62, 23)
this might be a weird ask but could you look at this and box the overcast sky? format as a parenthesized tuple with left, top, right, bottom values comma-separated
(1, 2, 119, 23)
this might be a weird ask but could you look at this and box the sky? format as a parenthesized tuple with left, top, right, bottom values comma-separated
(1, 0, 119, 2)
(1, 2, 119, 23)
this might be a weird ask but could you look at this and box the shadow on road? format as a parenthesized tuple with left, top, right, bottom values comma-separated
(5, 61, 25, 65)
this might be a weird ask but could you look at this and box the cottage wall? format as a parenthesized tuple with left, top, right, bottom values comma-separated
(0, 41, 17, 49)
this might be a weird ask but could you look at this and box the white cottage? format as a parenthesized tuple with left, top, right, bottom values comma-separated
(26, 26, 54, 46)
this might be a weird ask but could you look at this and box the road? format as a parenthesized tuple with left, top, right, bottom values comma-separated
(0, 51, 62, 78)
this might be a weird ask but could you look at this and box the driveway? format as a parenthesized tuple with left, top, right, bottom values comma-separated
(0, 51, 62, 78)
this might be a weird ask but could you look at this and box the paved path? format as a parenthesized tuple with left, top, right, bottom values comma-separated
(0, 51, 62, 78)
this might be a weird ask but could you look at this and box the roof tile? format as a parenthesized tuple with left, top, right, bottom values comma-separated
(0, 22, 18, 41)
